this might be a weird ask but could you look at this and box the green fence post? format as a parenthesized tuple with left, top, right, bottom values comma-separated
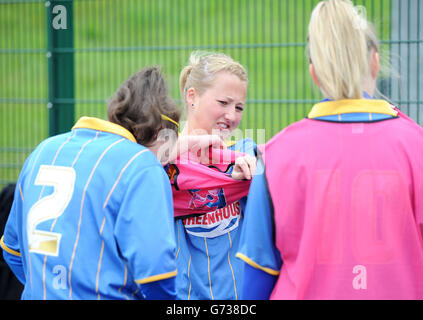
(46, 0, 74, 136)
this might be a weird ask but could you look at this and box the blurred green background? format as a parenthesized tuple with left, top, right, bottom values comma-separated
(0, 0, 422, 188)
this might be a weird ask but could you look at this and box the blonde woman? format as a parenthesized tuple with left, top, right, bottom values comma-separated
(237, 0, 423, 300)
(172, 52, 256, 300)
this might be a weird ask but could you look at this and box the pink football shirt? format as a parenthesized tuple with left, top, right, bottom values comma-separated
(167, 148, 251, 218)
(265, 110, 423, 299)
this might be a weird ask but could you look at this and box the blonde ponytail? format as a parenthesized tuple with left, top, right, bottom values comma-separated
(179, 64, 194, 100)
(179, 51, 248, 109)
(307, 0, 379, 100)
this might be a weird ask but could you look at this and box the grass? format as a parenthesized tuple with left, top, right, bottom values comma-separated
(0, 0, 393, 188)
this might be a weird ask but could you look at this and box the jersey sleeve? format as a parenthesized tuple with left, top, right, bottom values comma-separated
(232, 138, 257, 212)
(241, 263, 277, 300)
(1, 149, 47, 285)
(236, 158, 282, 276)
(113, 163, 177, 297)
(238, 138, 257, 156)
(138, 277, 176, 300)
(1, 183, 25, 284)
(1, 151, 35, 260)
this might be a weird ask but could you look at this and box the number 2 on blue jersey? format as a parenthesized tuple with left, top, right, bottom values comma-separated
(27, 165, 76, 256)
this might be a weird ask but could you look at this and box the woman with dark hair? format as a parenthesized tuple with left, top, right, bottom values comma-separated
(1, 66, 182, 300)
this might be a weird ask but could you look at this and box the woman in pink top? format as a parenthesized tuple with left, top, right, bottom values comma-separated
(237, 0, 423, 299)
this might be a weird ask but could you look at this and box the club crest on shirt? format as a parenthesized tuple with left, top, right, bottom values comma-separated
(188, 188, 227, 210)
(183, 201, 241, 238)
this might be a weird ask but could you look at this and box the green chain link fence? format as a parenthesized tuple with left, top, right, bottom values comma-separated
(1, 0, 422, 189)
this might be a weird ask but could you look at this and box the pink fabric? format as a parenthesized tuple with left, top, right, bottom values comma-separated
(264, 114, 423, 299)
(167, 148, 251, 218)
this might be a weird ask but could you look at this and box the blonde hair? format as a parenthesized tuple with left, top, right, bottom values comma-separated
(179, 51, 248, 108)
(307, 0, 379, 100)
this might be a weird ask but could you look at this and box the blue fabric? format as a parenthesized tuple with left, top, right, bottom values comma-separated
(2, 249, 25, 284)
(174, 138, 256, 300)
(236, 156, 282, 300)
(241, 263, 277, 300)
(2, 125, 177, 300)
(140, 277, 176, 300)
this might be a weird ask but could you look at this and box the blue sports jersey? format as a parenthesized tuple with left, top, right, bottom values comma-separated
(174, 138, 256, 300)
(1, 117, 177, 300)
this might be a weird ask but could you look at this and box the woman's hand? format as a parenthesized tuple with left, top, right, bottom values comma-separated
(168, 135, 227, 164)
(231, 154, 257, 180)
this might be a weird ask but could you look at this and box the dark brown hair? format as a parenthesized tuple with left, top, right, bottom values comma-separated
(107, 66, 181, 146)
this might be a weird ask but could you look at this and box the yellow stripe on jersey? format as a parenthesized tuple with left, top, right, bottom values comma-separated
(204, 237, 214, 300)
(224, 140, 236, 148)
(97, 148, 149, 299)
(135, 270, 178, 285)
(227, 232, 238, 300)
(308, 99, 398, 119)
(235, 252, 280, 276)
(72, 117, 137, 143)
(175, 223, 181, 260)
(0, 235, 21, 257)
(68, 138, 126, 299)
(18, 183, 24, 202)
(95, 240, 105, 299)
(187, 255, 192, 300)
(103, 149, 149, 209)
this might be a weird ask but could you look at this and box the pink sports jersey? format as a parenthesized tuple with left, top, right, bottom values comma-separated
(265, 100, 423, 299)
(166, 148, 251, 218)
